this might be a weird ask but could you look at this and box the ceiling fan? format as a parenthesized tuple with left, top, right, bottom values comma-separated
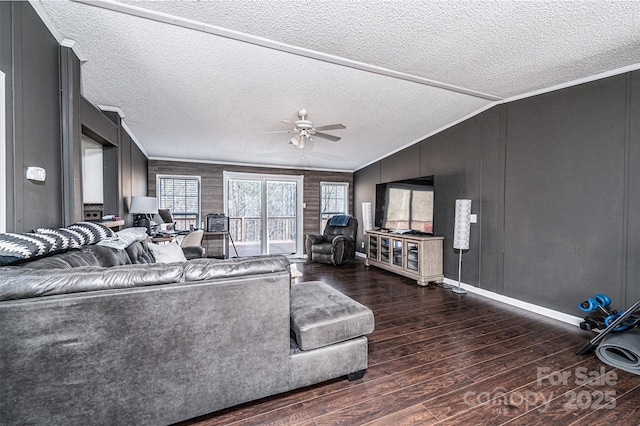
(264, 109, 346, 148)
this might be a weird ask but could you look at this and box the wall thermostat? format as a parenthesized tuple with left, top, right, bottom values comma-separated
(26, 166, 46, 182)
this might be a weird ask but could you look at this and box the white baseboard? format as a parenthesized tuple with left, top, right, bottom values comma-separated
(443, 278, 582, 327)
(355, 256, 581, 327)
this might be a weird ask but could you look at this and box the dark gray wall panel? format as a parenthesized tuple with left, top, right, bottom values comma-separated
(355, 72, 636, 315)
(420, 115, 482, 285)
(121, 130, 132, 221)
(131, 142, 148, 202)
(60, 47, 83, 226)
(15, 2, 63, 231)
(80, 96, 118, 146)
(131, 145, 148, 188)
(503, 77, 628, 311)
(122, 133, 149, 228)
(2, 4, 147, 232)
(479, 106, 504, 293)
(627, 71, 640, 305)
(353, 161, 381, 253)
(101, 111, 122, 217)
(380, 144, 421, 183)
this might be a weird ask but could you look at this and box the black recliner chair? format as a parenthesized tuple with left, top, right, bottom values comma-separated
(305, 215, 358, 265)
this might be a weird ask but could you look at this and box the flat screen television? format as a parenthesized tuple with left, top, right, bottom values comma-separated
(375, 175, 434, 234)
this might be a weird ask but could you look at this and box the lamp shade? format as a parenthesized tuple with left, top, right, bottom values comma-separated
(129, 196, 157, 214)
(453, 199, 471, 250)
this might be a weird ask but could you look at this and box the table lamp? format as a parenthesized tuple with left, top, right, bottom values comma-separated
(130, 196, 158, 235)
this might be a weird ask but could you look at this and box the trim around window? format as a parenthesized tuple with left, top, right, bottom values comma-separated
(156, 174, 202, 231)
(320, 181, 349, 232)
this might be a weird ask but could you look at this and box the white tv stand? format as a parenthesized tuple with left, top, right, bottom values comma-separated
(364, 230, 444, 286)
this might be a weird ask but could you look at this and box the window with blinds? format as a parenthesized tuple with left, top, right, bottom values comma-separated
(320, 182, 349, 231)
(156, 175, 201, 231)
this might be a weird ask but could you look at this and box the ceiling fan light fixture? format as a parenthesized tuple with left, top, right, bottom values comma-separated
(290, 134, 302, 147)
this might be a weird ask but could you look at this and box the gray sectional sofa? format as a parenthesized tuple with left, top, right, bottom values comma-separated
(0, 225, 374, 425)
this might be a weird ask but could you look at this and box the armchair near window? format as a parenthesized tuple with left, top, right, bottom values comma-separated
(305, 215, 358, 265)
(180, 229, 205, 259)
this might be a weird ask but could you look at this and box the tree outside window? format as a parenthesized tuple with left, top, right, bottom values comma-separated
(320, 182, 349, 231)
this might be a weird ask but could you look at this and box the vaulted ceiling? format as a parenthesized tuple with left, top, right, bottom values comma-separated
(37, 0, 640, 172)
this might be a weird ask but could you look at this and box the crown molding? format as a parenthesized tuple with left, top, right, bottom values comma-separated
(502, 62, 640, 104)
(98, 105, 126, 118)
(121, 122, 149, 158)
(29, 1, 87, 62)
(97, 105, 151, 158)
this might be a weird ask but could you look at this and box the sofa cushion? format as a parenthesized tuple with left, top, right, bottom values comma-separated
(183, 255, 290, 282)
(35, 227, 83, 249)
(126, 240, 156, 264)
(20, 250, 98, 269)
(0, 232, 62, 266)
(81, 245, 134, 267)
(16, 244, 133, 270)
(66, 221, 115, 245)
(0, 223, 118, 266)
(290, 281, 375, 351)
(0, 263, 184, 301)
(148, 241, 187, 263)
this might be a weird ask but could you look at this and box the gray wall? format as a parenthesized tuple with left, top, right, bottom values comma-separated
(354, 72, 640, 316)
(101, 110, 150, 227)
(1, 2, 148, 232)
(1, 1, 63, 231)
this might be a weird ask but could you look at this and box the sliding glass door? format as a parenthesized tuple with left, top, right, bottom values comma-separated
(266, 180, 298, 255)
(224, 172, 303, 257)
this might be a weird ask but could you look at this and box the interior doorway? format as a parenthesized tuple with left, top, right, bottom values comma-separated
(224, 171, 304, 257)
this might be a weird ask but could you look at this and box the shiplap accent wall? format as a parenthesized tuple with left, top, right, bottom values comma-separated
(148, 160, 353, 246)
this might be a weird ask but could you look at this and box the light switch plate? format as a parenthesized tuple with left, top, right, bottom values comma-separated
(470, 214, 477, 224)
(26, 166, 46, 182)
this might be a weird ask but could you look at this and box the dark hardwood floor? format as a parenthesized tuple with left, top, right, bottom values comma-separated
(179, 257, 640, 425)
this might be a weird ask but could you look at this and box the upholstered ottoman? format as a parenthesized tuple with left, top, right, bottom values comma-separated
(288, 281, 375, 386)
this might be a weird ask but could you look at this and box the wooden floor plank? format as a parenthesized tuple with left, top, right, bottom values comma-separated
(361, 404, 439, 426)
(177, 258, 640, 426)
(568, 383, 640, 426)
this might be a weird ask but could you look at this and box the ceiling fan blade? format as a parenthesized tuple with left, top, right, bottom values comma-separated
(281, 119, 297, 127)
(258, 130, 294, 134)
(314, 123, 346, 131)
(315, 132, 341, 142)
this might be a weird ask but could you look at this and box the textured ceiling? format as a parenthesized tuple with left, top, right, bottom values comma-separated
(37, 0, 640, 172)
